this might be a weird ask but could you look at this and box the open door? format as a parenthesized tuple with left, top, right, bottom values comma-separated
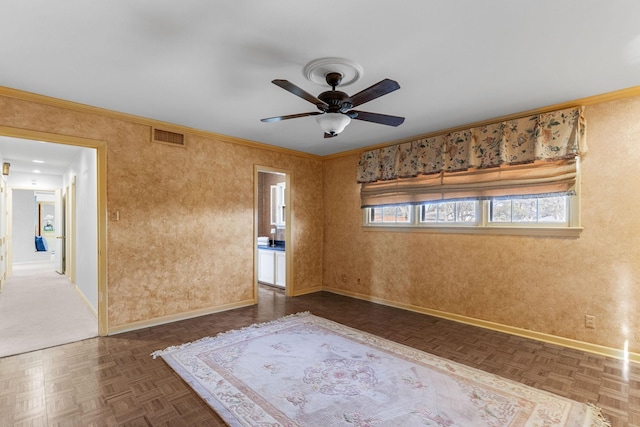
(54, 189, 65, 274)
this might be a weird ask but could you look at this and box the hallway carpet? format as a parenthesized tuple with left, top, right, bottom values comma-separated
(0, 261, 97, 358)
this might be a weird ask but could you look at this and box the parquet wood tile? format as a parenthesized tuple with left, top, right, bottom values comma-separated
(0, 287, 638, 426)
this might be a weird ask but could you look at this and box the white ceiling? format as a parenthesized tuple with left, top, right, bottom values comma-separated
(0, 136, 83, 175)
(1, 1, 639, 158)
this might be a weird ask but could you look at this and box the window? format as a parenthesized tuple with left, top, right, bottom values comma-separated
(490, 196, 566, 223)
(356, 107, 586, 238)
(270, 182, 286, 229)
(364, 194, 581, 237)
(421, 201, 478, 224)
(369, 205, 412, 224)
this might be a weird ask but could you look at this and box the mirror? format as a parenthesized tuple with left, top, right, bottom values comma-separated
(39, 201, 55, 235)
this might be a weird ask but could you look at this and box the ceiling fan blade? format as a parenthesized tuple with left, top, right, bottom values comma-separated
(261, 112, 323, 123)
(350, 79, 401, 107)
(272, 80, 328, 109)
(350, 110, 405, 127)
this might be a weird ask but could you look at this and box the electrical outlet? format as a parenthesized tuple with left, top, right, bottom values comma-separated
(585, 315, 596, 329)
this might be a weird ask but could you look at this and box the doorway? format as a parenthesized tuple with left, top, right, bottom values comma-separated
(0, 159, 96, 356)
(254, 166, 292, 300)
(0, 127, 107, 336)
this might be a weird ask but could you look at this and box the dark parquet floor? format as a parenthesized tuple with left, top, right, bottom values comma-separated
(1, 285, 638, 426)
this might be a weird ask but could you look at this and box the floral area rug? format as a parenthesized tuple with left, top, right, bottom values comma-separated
(152, 312, 610, 427)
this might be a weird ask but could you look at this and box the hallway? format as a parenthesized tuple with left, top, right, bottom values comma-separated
(0, 261, 97, 358)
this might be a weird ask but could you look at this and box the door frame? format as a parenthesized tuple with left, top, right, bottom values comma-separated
(69, 177, 77, 284)
(254, 165, 293, 299)
(54, 189, 65, 274)
(0, 125, 108, 335)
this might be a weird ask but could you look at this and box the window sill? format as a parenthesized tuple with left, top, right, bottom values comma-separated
(362, 225, 583, 238)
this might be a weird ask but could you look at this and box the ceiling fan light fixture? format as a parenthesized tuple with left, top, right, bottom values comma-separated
(316, 113, 351, 136)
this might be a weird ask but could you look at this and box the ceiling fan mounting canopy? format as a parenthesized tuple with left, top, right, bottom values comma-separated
(302, 57, 364, 87)
(324, 72, 344, 88)
(261, 66, 404, 138)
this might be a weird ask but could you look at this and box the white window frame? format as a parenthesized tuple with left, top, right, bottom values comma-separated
(270, 182, 286, 229)
(363, 194, 582, 237)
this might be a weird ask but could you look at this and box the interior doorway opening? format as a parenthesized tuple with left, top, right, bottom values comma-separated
(254, 166, 292, 300)
(0, 128, 107, 336)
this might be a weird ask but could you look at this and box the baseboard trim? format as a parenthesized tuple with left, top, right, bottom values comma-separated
(107, 299, 256, 335)
(291, 285, 323, 297)
(323, 286, 640, 364)
(73, 284, 98, 318)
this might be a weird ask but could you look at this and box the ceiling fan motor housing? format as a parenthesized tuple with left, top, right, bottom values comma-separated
(316, 72, 353, 113)
(317, 90, 352, 113)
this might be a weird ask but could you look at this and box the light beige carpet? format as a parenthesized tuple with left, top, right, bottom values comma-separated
(0, 261, 97, 358)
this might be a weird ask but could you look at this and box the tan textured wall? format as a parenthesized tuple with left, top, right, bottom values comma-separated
(323, 96, 640, 353)
(2, 89, 638, 351)
(0, 94, 323, 328)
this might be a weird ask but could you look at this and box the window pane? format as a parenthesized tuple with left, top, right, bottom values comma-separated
(538, 196, 567, 222)
(437, 202, 455, 222)
(370, 207, 383, 222)
(382, 206, 396, 222)
(512, 198, 537, 222)
(491, 200, 511, 222)
(396, 205, 411, 223)
(457, 201, 477, 222)
(421, 204, 437, 222)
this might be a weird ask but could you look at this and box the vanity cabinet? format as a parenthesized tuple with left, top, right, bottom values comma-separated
(258, 249, 275, 284)
(258, 248, 285, 288)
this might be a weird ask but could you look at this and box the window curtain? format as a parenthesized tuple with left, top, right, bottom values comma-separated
(358, 107, 586, 207)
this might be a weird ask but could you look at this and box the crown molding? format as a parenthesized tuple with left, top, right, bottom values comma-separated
(0, 86, 321, 160)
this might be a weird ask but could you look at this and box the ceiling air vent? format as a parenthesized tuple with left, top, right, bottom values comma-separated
(151, 127, 186, 147)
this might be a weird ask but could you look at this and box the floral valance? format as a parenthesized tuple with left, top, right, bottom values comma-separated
(357, 107, 586, 183)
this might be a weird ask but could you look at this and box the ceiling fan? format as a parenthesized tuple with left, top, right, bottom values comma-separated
(261, 72, 405, 138)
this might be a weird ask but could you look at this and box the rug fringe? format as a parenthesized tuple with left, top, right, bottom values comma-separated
(587, 403, 611, 427)
(151, 311, 312, 359)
